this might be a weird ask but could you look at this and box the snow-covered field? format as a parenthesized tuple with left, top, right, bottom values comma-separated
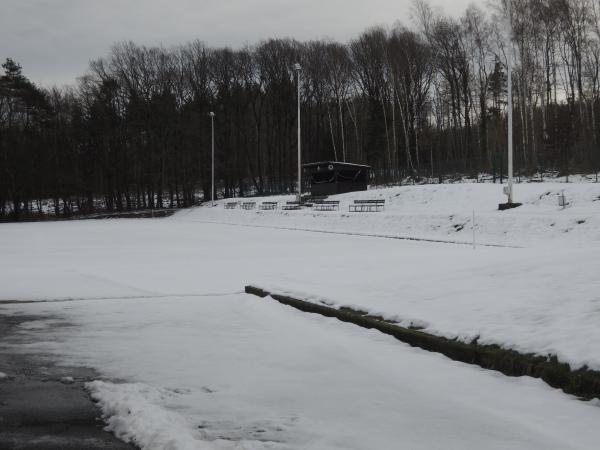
(4, 294, 600, 450)
(1, 181, 600, 449)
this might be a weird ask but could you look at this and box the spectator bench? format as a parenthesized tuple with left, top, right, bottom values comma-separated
(281, 201, 301, 210)
(313, 200, 340, 211)
(259, 201, 278, 210)
(349, 199, 385, 212)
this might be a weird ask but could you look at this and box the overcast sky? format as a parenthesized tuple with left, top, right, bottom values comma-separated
(1, 0, 477, 87)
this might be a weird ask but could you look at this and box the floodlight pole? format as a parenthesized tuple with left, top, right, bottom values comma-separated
(209, 111, 215, 206)
(506, 0, 514, 204)
(294, 63, 302, 202)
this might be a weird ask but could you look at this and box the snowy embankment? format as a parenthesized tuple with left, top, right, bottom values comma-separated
(4, 295, 600, 450)
(176, 181, 600, 247)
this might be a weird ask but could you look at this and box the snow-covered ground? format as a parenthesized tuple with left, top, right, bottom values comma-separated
(171, 182, 600, 369)
(1, 181, 600, 449)
(2, 217, 599, 370)
(3, 294, 600, 450)
(178, 181, 600, 247)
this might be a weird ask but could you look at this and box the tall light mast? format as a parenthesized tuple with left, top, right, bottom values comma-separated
(500, 0, 520, 210)
(209, 111, 215, 206)
(294, 63, 302, 202)
(506, 0, 514, 204)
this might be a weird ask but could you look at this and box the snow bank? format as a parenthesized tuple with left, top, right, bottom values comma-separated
(88, 381, 257, 450)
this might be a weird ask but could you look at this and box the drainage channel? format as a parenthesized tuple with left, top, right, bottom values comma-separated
(245, 285, 600, 401)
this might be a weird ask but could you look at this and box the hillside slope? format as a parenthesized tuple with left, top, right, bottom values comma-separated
(175, 182, 600, 247)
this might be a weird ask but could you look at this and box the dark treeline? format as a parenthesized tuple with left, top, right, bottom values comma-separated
(2, 0, 600, 220)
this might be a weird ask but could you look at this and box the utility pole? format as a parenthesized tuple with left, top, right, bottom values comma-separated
(209, 111, 215, 206)
(294, 63, 302, 202)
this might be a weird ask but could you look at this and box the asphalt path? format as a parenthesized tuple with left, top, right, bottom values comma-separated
(0, 312, 136, 450)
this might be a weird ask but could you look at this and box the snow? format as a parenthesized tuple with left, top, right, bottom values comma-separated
(1, 181, 600, 448)
(169, 181, 600, 369)
(177, 181, 600, 247)
(60, 375, 75, 384)
(5, 294, 600, 450)
(87, 381, 219, 450)
(1, 185, 599, 370)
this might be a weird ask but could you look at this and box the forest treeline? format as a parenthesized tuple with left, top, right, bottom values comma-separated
(2, 0, 600, 220)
